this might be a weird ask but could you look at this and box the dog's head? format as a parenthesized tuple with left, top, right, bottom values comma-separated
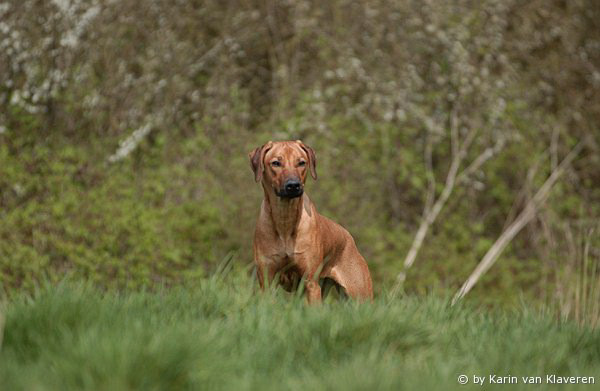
(249, 140, 317, 199)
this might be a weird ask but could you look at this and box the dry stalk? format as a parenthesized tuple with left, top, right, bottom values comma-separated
(452, 140, 586, 305)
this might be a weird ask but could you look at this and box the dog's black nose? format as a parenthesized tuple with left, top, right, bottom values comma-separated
(284, 180, 302, 193)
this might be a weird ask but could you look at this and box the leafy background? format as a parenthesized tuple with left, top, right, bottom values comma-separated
(1, 0, 599, 322)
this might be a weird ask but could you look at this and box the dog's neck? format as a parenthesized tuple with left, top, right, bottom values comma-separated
(262, 184, 303, 239)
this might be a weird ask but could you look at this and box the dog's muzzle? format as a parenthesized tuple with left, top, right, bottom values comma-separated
(277, 179, 303, 199)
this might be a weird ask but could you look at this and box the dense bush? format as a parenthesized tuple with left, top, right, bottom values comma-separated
(0, 1, 599, 317)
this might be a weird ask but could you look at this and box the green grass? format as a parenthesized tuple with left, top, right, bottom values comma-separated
(1, 274, 599, 390)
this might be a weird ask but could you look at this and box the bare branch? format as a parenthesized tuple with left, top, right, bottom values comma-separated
(457, 137, 506, 184)
(107, 111, 163, 163)
(393, 111, 474, 294)
(501, 150, 546, 232)
(424, 133, 436, 213)
(551, 126, 560, 170)
(452, 140, 586, 305)
(450, 107, 460, 158)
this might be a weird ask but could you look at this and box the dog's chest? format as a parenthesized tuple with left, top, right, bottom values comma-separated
(275, 236, 301, 259)
(265, 234, 312, 264)
(257, 205, 316, 265)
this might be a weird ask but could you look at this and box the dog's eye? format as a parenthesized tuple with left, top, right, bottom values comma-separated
(298, 161, 306, 166)
(271, 161, 281, 167)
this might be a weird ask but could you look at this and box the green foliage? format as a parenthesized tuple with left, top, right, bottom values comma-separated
(1, 278, 599, 390)
(1, 0, 599, 316)
(0, 131, 230, 291)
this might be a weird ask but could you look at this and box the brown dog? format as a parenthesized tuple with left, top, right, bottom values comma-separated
(249, 140, 373, 303)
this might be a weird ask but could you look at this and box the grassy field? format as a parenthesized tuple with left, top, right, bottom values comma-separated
(1, 274, 599, 391)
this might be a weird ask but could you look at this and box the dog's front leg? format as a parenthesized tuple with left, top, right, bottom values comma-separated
(295, 254, 323, 304)
(255, 261, 278, 291)
(305, 279, 322, 304)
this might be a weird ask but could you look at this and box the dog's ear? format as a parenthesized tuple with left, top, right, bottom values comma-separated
(296, 140, 317, 180)
(248, 141, 273, 182)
